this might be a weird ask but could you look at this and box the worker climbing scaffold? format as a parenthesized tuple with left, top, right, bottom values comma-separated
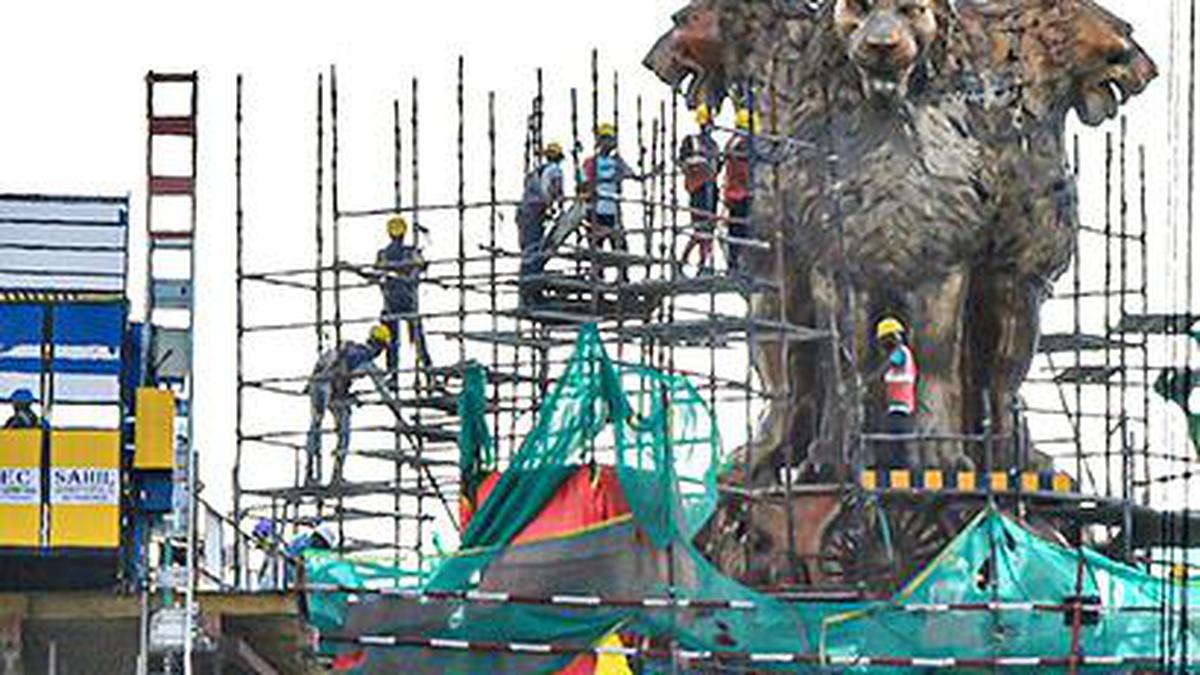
(516, 141, 566, 305)
(679, 103, 722, 276)
(304, 323, 393, 485)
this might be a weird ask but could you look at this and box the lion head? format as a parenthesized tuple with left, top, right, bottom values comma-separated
(833, 0, 944, 100)
(642, 0, 812, 108)
(645, 0, 970, 113)
(1068, 0, 1157, 125)
(959, 0, 1157, 127)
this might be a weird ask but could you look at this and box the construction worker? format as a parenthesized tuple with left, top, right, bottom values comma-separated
(304, 324, 393, 485)
(679, 104, 722, 275)
(723, 109, 758, 273)
(516, 141, 566, 302)
(252, 518, 282, 590)
(287, 522, 338, 557)
(877, 318, 918, 469)
(580, 123, 645, 254)
(4, 389, 40, 429)
(370, 216, 433, 380)
(285, 522, 339, 590)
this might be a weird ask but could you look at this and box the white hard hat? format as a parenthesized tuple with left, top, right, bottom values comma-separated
(313, 522, 339, 548)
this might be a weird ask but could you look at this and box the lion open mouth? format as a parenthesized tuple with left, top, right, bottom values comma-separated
(857, 61, 915, 100)
(643, 6, 729, 109)
(1075, 48, 1157, 126)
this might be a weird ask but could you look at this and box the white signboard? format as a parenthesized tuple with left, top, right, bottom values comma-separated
(49, 468, 118, 505)
(149, 607, 190, 652)
(0, 195, 128, 294)
(0, 467, 40, 505)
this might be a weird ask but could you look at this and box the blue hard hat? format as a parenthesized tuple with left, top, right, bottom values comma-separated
(11, 389, 34, 404)
(252, 518, 275, 539)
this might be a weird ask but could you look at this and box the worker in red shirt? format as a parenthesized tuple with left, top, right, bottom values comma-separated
(679, 104, 722, 275)
(878, 317, 918, 469)
(723, 108, 757, 273)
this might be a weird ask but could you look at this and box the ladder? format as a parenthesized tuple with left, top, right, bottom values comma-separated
(143, 70, 199, 674)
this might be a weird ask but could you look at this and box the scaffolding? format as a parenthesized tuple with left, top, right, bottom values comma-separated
(229, 54, 819, 577)
(224, 34, 1200, 668)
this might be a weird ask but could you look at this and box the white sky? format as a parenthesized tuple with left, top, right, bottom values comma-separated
(0, 1, 1193, 549)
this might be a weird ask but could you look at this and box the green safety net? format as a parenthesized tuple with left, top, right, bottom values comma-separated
(458, 360, 496, 504)
(1156, 366, 1200, 457)
(427, 324, 722, 591)
(823, 509, 1200, 670)
(305, 325, 1200, 672)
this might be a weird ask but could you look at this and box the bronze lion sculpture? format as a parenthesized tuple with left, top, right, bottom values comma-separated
(645, 0, 1156, 481)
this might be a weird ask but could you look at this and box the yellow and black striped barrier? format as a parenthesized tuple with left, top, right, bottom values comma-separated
(859, 469, 1074, 494)
(0, 290, 124, 304)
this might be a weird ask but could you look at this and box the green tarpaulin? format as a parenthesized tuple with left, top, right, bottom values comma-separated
(306, 325, 1200, 672)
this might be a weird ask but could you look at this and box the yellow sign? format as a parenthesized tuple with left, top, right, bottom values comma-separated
(135, 387, 175, 470)
(49, 430, 120, 548)
(0, 429, 42, 547)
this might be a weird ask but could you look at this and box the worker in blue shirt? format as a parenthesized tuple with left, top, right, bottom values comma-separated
(304, 325, 393, 485)
(517, 142, 566, 277)
(372, 216, 433, 381)
(581, 123, 644, 254)
(284, 522, 338, 590)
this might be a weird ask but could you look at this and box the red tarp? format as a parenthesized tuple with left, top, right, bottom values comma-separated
(462, 465, 631, 545)
(459, 465, 633, 675)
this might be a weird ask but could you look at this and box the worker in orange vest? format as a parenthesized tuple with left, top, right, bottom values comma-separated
(878, 317, 917, 468)
(679, 104, 722, 275)
(723, 108, 758, 273)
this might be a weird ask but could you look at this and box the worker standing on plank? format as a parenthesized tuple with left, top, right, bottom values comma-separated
(516, 141, 566, 302)
(679, 104, 722, 276)
(723, 108, 758, 273)
(4, 389, 41, 429)
(304, 324, 393, 485)
(371, 216, 433, 381)
(581, 123, 642, 254)
(877, 317, 918, 469)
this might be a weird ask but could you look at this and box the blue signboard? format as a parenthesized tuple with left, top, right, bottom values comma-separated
(0, 303, 125, 404)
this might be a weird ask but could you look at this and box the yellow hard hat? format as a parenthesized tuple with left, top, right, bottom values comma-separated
(544, 141, 564, 160)
(695, 103, 713, 126)
(876, 317, 906, 340)
(369, 323, 394, 346)
(387, 216, 409, 239)
(597, 122, 617, 139)
(1173, 563, 1191, 582)
(735, 109, 763, 133)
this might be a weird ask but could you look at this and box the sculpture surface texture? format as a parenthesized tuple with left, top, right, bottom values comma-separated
(645, 0, 1156, 481)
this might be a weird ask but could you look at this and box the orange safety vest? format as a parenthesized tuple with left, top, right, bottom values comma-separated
(884, 344, 917, 415)
(723, 134, 751, 203)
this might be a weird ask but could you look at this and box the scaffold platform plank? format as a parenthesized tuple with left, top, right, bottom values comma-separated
(1113, 313, 1197, 335)
(615, 317, 827, 346)
(286, 509, 436, 525)
(354, 449, 459, 467)
(1052, 365, 1124, 385)
(242, 480, 443, 501)
(456, 330, 575, 350)
(1037, 333, 1137, 353)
